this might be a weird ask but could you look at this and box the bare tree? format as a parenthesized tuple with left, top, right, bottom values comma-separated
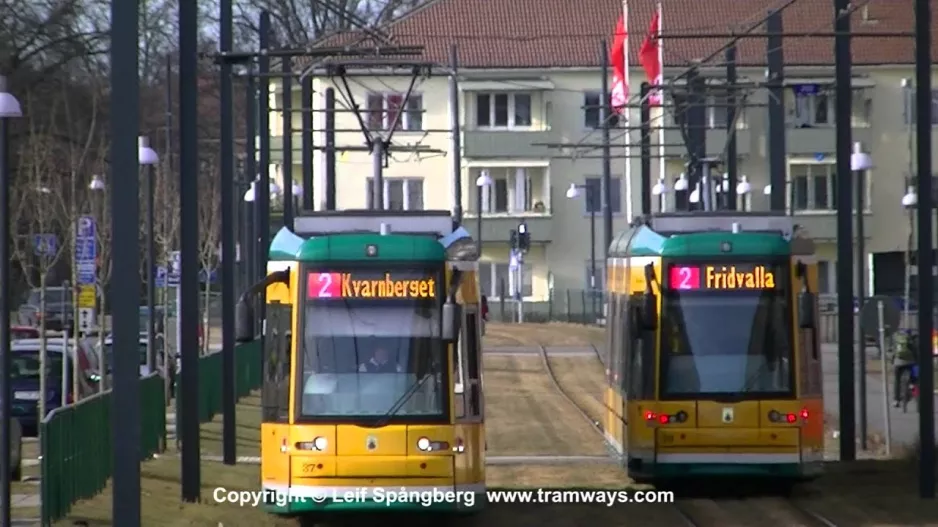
(11, 91, 75, 420)
(197, 156, 222, 354)
(233, 0, 428, 48)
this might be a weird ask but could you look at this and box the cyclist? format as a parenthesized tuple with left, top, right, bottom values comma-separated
(891, 330, 919, 407)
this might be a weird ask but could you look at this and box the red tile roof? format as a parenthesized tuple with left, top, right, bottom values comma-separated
(314, 0, 931, 69)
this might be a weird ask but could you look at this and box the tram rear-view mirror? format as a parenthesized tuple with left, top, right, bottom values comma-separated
(235, 296, 255, 343)
(442, 302, 462, 341)
(641, 294, 658, 330)
(798, 292, 816, 329)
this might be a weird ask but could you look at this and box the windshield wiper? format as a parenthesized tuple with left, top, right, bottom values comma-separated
(364, 373, 432, 428)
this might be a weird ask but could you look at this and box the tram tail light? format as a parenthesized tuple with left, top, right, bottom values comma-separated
(768, 408, 809, 424)
(280, 438, 288, 453)
(644, 410, 688, 424)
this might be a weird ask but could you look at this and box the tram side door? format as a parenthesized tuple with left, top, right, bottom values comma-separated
(261, 301, 292, 485)
(454, 307, 484, 490)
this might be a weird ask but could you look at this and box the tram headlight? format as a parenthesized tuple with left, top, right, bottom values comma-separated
(313, 436, 328, 451)
(417, 437, 431, 451)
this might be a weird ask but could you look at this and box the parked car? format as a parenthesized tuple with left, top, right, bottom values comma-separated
(17, 287, 74, 331)
(10, 326, 40, 340)
(9, 341, 96, 433)
(95, 335, 174, 390)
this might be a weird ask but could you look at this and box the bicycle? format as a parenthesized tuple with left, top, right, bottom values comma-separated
(900, 364, 920, 413)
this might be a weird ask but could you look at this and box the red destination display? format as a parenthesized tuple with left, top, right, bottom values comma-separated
(307, 271, 437, 300)
(668, 264, 777, 291)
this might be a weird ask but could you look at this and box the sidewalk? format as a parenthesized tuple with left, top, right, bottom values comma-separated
(822, 343, 936, 448)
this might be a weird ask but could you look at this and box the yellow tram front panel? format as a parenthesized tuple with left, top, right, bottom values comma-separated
(604, 220, 823, 482)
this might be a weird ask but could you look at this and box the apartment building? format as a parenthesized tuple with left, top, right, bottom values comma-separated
(267, 0, 936, 300)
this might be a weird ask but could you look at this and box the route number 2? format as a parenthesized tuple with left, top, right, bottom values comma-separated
(308, 272, 341, 298)
(669, 266, 700, 290)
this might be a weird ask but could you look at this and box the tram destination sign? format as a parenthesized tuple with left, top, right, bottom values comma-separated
(307, 271, 437, 300)
(668, 263, 777, 291)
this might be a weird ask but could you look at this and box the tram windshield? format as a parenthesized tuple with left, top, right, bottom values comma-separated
(659, 262, 794, 398)
(298, 267, 447, 420)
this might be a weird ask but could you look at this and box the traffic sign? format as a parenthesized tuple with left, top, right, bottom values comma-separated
(77, 285, 96, 308)
(33, 234, 57, 256)
(78, 307, 96, 332)
(168, 251, 181, 286)
(155, 266, 167, 288)
(75, 215, 97, 286)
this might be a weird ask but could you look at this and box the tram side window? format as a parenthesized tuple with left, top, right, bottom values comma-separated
(465, 313, 482, 416)
(608, 294, 620, 385)
(263, 302, 292, 422)
(616, 295, 630, 393)
(626, 294, 653, 399)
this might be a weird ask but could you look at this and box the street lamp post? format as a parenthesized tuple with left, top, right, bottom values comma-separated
(851, 141, 873, 450)
(736, 176, 751, 211)
(567, 183, 597, 316)
(902, 186, 917, 330)
(652, 177, 667, 212)
(88, 175, 106, 392)
(476, 170, 492, 255)
(0, 74, 22, 527)
(139, 137, 160, 374)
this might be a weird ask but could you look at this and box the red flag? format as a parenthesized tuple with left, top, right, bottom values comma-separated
(639, 9, 662, 105)
(610, 15, 628, 114)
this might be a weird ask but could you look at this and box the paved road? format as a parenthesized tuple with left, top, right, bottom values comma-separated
(821, 342, 935, 448)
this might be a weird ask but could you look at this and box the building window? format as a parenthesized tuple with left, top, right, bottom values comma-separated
(791, 85, 832, 127)
(583, 92, 620, 128)
(903, 88, 938, 125)
(366, 93, 423, 131)
(479, 262, 533, 299)
(818, 260, 832, 294)
(789, 162, 870, 212)
(477, 167, 548, 214)
(475, 92, 532, 128)
(790, 163, 836, 211)
(583, 177, 622, 214)
(365, 178, 424, 210)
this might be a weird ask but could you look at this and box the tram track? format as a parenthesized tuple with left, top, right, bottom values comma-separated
(673, 498, 839, 527)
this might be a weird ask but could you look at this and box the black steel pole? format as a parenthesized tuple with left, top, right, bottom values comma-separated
(855, 161, 867, 450)
(725, 45, 738, 211)
(599, 40, 613, 249)
(179, 0, 202, 500)
(245, 73, 258, 281)
(639, 82, 652, 216)
(111, 0, 142, 520)
(476, 186, 483, 255)
(324, 87, 337, 210)
(766, 10, 786, 212)
(686, 67, 704, 211)
(219, 0, 237, 466)
(301, 76, 314, 210)
(258, 11, 271, 282)
(834, 0, 856, 462)
(146, 162, 156, 372)
(281, 56, 293, 227)
(0, 83, 14, 527)
(450, 45, 462, 225)
(589, 199, 596, 290)
(914, 0, 935, 499)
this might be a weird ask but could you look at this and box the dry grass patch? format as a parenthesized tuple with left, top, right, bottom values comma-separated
(484, 323, 604, 348)
(483, 355, 606, 457)
(487, 464, 629, 488)
(53, 396, 273, 526)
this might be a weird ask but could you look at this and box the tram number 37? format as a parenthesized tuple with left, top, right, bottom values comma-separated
(302, 463, 317, 473)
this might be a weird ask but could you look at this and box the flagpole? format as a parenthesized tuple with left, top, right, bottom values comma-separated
(656, 2, 666, 207)
(623, 0, 633, 221)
